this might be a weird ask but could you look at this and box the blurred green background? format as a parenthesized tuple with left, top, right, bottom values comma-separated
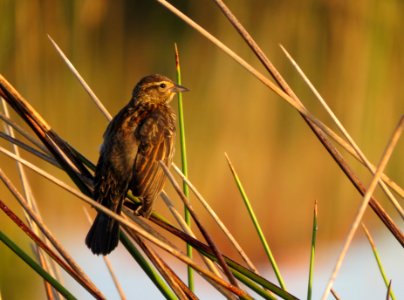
(1, 0, 403, 299)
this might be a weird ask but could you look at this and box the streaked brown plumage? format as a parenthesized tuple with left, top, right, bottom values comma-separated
(85, 74, 189, 255)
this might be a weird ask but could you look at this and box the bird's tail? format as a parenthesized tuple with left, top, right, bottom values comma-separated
(85, 212, 120, 255)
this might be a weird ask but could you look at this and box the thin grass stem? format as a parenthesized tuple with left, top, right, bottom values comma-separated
(0, 132, 59, 167)
(0, 111, 50, 155)
(119, 232, 178, 300)
(0, 231, 77, 300)
(362, 224, 396, 300)
(47, 35, 111, 121)
(307, 201, 318, 300)
(174, 43, 194, 291)
(232, 269, 277, 300)
(224, 153, 286, 290)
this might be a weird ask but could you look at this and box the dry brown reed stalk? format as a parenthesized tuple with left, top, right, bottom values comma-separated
(213, 0, 404, 224)
(0, 131, 59, 166)
(322, 116, 403, 299)
(124, 213, 239, 298)
(34, 248, 58, 300)
(1, 199, 73, 300)
(2, 99, 60, 300)
(0, 170, 105, 299)
(123, 208, 179, 251)
(47, 35, 111, 121)
(212, 0, 404, 205)
(0, 74, 94, 195)
(155, 0, 404, 247)
(280, 45, 403, 217)
(330, 289, 341, 300)
(0, 112, 50, 155)
(386, 281, 392, 300)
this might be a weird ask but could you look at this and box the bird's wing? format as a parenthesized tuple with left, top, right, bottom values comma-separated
(93, 105, 139, 208)
(131, 111, 175, 215)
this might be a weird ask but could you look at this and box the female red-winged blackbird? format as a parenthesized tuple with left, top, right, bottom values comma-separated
(85, 74, 189, 255)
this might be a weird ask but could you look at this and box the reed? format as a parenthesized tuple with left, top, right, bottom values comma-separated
(1, 1, 402, 299)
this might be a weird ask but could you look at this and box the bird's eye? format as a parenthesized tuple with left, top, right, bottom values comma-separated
(159, 83, 167, 88)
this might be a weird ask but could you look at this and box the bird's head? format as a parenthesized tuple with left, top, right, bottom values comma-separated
(132, 74, 189, 105)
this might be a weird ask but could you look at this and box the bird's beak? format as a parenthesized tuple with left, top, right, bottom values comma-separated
(172, 84, 190, 93)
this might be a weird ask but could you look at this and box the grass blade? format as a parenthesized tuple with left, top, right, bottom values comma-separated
(362, 224, 396, 300)
(0, 230, 77, 300)
(224, 153, 286, 290)
(120, 233, 178, 300)
(232, 269, 277, 300)
(307, 201, 318, 300)
(174, 43, 194, 291)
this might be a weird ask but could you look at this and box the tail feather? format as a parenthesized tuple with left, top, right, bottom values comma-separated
(85, 213, 120, 255)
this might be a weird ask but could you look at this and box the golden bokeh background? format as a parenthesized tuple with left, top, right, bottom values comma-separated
(1, 0, 403, 299)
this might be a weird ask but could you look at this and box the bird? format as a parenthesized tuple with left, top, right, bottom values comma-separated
(85, 74, 189, 255)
